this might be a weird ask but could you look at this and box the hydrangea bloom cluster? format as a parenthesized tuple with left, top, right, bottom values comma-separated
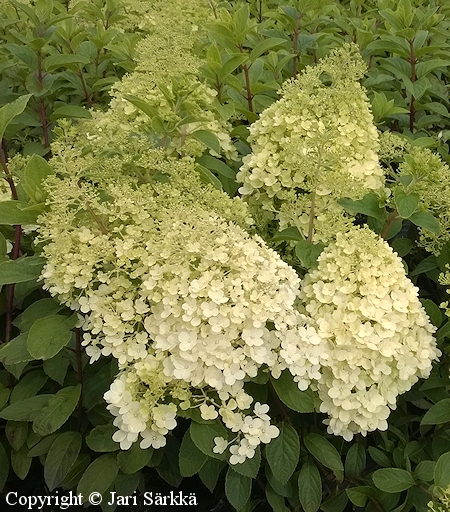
(39, 166, 325, 460)
(67, 0, 236, 161)
(395, 147, 450, 254)
(237, 44, 384, 243)
(299, 226, 440, 440)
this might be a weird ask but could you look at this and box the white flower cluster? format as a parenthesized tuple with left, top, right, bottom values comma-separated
(213, 402, 280, 464)
(299, 226, 440, 440)
(39, 172, 326, 461)
(74, 0, 236, 162)
(237, 44, 384, 243)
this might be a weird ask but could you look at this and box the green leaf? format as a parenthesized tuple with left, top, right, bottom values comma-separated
(372, 468, 415, 493)
(416, 59, 450, 79)
(225, 468, 251, 510)
(17, 298, 63, 332)
(420, 298, 442, 328)
(28, 434, 58, 457)
(0, 200, 40, 225)
(0, 257, 45, 285)
(0, 384, 10, 410)
(0, 394, 52, 421)
(86, 424, 120, 453)
(266, 484, 287, 512)
(123, 95, 159, 119)
(368, 447, 391, 467)
(265, 422, 299, 484)
(23, 154, 54, 203)
(43, 350, 70, 385)
(270, 371, 315, 413)
(192, 130, 221, 154)
(117, 442, 152, 474)
(0, 95, 32, 141)
(179, 429, 207, 477)
(27, 315, 73, 360)
(197, 165, 222, 190)
(10, 370, 47, 403)
(304, 434, 344, 473)
(409, 211, 440, 234)
(190, 420, 229, 460)
(115, 473, 140, 499)
(0, 334, 34, 366)
(11, 444, 32, 480)
(77, 454, 119, 500)
(346, 486, 376, 507)
(393, 189, 419, 219)
(196, 155, 236, 179)
(156, 436, 182, 487)
(391, 238, 413, 257)
(272, 227, 304, 243)
(338, 193, 386, 221)
(421, 399, 450, 425)
(250, 37, 287, 61)
(50, 106, 92, 120)
(345, 442, 366, 479)
(44, 431, 82, 491)
(409, 256, 438, 277)
(199, 458, 225, 493)
(221, 54, 249, 77)
(6, 420, 28, 451)
(44, 54, 89, 71)
(0, 441, 9, 491)
(403, 76, 431, 101)
(320, 491, 348, 512)
(4, 43, 38, 69)
(32, 385, 81, 436)
(434, 452, 450, 488)
(232, 446, 261, 479)
(298, 460, 322, 512)
(295, 240, 325, 268)
(414, 461, 435, 482)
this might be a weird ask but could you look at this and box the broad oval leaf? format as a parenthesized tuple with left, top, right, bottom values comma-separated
(435, 452, 450, 489)
(27, 315, 73, 360)
(409, 211, 440, 234)
(0, 94, 32, 141)
(0, 394, 52, 421)
(190, 420, 229, 460)
(179, 430, 207, 477)
(421, 398, 450, 425)
(271, 371, 315, 413)
(85, 424, 120, 453)
(225, 468, 251, 510)
(0, 257, 45, 285)
(117, 442, 152, 474)
(191, 130, 221, 154)
(372, 468, 415, 493)
(298, 460, 322, 512)
(32, 385, 81, 436)
(304, 433, 344, 473)
(77, 454, 119, 500)
(265, 422, 299, 484)
(44, 431, 82, 491)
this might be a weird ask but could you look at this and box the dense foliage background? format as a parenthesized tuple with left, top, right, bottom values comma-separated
(1, 1, 450, 511)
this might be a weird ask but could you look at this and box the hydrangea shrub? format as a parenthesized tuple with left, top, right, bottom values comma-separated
(1, 1, 450, 511)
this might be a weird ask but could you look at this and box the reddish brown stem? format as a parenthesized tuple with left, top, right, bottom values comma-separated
(78, 70, 93, 108)
(381, 209, 399, 239)
(242, 63, 254, 113)
(75, 328, 84, 429)
(0, 146, 22, 345)
(36, 51, 50, 147)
